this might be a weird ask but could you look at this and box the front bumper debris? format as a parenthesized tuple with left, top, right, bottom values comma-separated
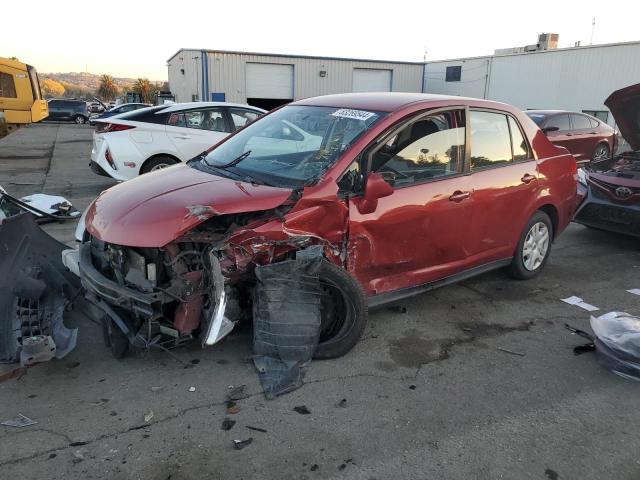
(0, 213, 80, 365)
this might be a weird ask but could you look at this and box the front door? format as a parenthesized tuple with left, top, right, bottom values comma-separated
(347, 108, 473, 296)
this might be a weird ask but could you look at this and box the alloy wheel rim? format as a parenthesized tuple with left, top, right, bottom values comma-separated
(76, 116, 84, 124)
(150, 163, 169, 171)
(522, 222, 549, 271)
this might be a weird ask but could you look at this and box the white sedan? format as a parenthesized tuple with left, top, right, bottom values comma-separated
(90, 102, 265, 181)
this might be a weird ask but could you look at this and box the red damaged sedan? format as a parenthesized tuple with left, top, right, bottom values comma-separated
(78, 93, 577, 359)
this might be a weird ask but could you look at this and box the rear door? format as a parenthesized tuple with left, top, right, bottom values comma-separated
(347, 108, 473, 295)
(165, 107, 230, 159)
(569, 113, 597, 163)
(47, 100, 62, 120)
(467, 110, 538, 263)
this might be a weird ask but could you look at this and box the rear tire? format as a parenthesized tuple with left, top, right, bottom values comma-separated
(314, 261, 367, 359)
(509, 211, 553, 280)
(74, 115, 87, 125)
(141, 156, 179, 174)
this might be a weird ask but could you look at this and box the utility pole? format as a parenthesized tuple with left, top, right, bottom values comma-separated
(590, 17, 596, 45)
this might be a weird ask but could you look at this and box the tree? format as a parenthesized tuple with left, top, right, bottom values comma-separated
(40, 78, 65, 98)
(98, 74, 119, 101)
(133, 78, 159, 104)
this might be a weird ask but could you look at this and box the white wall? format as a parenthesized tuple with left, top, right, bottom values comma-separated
(167, 50, 202, 103)
(424, 42, 640, 126)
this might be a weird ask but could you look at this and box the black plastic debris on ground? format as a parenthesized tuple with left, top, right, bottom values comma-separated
(293, 405, 311, 415)
(252, 254, 322, 399)
(233, 437, 253, 450)
(0, 213, 80, 364)
(221, 418, 236, 431)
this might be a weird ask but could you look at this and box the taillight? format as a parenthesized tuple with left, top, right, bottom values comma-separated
(95, 123, 136, 134)
(105, 148, 118, 170)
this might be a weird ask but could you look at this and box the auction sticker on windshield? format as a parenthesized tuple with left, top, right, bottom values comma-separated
(331, 109, 376, 121)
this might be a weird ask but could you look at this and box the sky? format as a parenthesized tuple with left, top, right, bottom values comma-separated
(4, 0, 639, 80)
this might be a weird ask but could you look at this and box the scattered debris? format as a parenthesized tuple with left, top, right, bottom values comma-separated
(68, 441, 88, 447)
(227, 385, 246, 401)
(188, 386, 196, 392)
(48, 453, 57, 460)
(561, 296, 599, 312)
(246, 426, 267, 433)
(591, 312, 640, 380)
(144, 411, 154, 423)
(233, 437, 253, 450)
(191, 359, 200, 365)
(252, 254, 323, 399)
(338, 463, 347, 470)
(497, 347, 525, 357)
(310, 464, 319, 471)
(0, 188, 80, 223)
(0, 366, 27, 384)
(1, 413, 37, 428)
(294, 405, 311, 415)
(336, 398, 348, 408)
(221, 418, 236, 431)
(227, 405, 241, 415)
(627, 289, 640, 296)
(408, 385, 417, 390)
(388, 305, 407, 313)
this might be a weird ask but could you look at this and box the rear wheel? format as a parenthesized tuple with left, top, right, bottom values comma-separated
(592, 143, 610, 162)
(141, 155, 179, 174)
(74, 115, 87, 125)
(314, 261, 367, 359)
(509, 211, 553, 280)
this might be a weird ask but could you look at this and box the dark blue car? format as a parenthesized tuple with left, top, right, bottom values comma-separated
(89, 103, 151, 126)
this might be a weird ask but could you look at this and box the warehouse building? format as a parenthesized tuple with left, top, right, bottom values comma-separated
(167, 49, 424, 109)
(423, 37, 640, 126)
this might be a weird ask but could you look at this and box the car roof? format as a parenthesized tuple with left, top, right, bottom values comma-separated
(160, 102, 266, 113)
(292, 92, 512, 113)
(525, 110, 586, 116)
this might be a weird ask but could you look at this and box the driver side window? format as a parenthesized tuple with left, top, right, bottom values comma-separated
(371, 110, 466, 188)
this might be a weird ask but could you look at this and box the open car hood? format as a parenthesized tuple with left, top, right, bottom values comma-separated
(605, 83, 640, 151)
(86, 164, 293, 247)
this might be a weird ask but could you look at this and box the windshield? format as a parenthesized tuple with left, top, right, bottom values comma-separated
(199, 105, 385, 187)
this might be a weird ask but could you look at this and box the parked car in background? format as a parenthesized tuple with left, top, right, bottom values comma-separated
(88, 101, 106, 114)
(78, 93, 577, 359)
(89, 102, 152, 126)
(90, 102, 265, 180)
(574, 83, 640, 237)
(46, 98, 90, 124)
(526, 110, 615, 164)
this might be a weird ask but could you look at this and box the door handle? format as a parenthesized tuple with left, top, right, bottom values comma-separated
(521, 174, 536, 184)
(565, 133, 573, 136)
(449, 190, 470, 202)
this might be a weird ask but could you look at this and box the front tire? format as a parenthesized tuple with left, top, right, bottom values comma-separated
(314, 261, 368, 359)
(509, 211, 553, 280)
(140, 155, 179, 174)
(74, 115, 87, 125)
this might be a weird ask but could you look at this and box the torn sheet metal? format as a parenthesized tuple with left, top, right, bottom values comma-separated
(591, 312, 640, 380)
(0, 213, 80, 364)
(252, 253, 322, 399)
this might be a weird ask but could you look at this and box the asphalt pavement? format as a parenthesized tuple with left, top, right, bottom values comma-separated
(1, 123, 639, 480)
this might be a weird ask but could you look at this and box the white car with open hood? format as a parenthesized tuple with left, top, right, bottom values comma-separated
(90, 102, 266, 181)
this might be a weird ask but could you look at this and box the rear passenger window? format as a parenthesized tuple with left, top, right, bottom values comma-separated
(372, 109, 465, 187)
(571, 114, 591, 130)
(0, 72, 17, 98)
(470, 111, 512, 169)
(184, 108, 227, 132)
(545, 114, 570, 131)
(508, 116, 530, 161)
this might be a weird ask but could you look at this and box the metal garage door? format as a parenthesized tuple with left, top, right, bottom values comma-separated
(352, 68, 392, 92)
(246, 63, 294, 99)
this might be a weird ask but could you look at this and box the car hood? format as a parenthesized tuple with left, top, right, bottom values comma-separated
(85, 163, 293, 247)
(605, 83, 640, 151)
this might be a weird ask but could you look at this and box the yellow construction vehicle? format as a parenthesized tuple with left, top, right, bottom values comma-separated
(0, 57, 48, 138)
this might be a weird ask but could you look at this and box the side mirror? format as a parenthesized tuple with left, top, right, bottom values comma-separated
(542, 126, 559, 135)
(356, 172, 394, 215)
